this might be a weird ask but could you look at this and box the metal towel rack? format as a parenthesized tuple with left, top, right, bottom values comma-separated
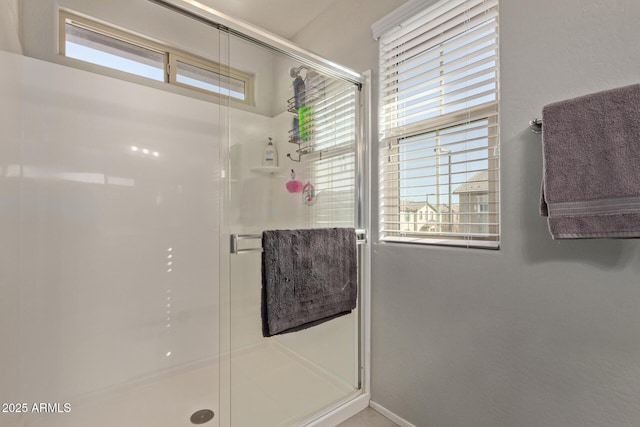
(529, 118, 543, 134)
(230, 229, 368, 254)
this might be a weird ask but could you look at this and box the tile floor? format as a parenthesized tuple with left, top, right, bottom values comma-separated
(338, 408, 399, 427)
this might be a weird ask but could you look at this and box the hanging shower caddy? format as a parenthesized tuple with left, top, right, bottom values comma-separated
(286, 66, 325, 162)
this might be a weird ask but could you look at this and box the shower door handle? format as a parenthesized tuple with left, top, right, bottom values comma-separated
(230, 230, 367, 255)
(230, 234, 263, 255)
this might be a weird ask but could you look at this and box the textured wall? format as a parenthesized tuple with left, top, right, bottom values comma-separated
(370, 1, 640, 426)
(297, 0, 640, 426)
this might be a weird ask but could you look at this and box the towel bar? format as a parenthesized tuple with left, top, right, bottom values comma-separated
(230, 229, 368, 254)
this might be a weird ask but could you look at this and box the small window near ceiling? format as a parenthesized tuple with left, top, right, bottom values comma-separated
(59, 11, 254, 104)
(174, 58, 247, 101)
(65, 22, 166, 81)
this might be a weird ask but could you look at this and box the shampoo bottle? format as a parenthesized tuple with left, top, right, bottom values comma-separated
(262, 137, 278, 167)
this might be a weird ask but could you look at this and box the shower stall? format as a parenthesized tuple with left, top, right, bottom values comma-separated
(0, 1, 369, 426)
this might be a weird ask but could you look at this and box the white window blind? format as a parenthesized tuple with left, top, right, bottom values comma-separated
(295, 78, 358, 228)
(378, 0, 500, 248)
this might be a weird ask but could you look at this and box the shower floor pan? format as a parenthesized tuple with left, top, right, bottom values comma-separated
(22, 342, 353, 427)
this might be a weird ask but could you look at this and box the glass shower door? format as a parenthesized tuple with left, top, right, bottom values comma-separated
(15, 38, 224, 427)
(226, 34, 363, 427)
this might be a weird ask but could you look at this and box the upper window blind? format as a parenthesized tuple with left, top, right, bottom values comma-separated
(378, 0, 500, 249)
(291, 76, 358, 228)
(310, 81, 358, 228)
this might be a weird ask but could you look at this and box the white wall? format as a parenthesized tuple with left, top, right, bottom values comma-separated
(0, 51, 22, 427)
(2, 52, 224, 427)
(297, 1, 640, 426)
(0, 0, 22, 53)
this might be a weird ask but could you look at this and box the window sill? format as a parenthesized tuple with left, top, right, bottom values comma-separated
(380, 236, 500, 250)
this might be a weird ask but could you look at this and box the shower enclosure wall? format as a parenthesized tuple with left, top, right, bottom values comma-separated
(1, 1, 369, 426)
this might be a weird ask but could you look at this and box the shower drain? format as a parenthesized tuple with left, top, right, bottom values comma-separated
(190, 409, 215, 424)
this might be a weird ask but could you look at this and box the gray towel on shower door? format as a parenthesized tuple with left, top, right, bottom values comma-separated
(540, 83, 640, 238)
(261, 228, 357, 337)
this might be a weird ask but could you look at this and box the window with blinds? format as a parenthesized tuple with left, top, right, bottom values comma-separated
(296, 78, 359, 228)
(378, 0, 500, 248)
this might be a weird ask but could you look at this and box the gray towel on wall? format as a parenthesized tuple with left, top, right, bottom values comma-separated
(261, 228, 357, 337)
(540, 83, 640, 238)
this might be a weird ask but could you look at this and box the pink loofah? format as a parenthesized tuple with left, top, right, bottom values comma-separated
(286, 180, 304, 193)
(286, 169, 304, 193)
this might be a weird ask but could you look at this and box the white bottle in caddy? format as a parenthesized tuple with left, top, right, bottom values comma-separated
(262, 137, 278, 167)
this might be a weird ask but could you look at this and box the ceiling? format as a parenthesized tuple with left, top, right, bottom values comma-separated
(195, 0, 342, 39)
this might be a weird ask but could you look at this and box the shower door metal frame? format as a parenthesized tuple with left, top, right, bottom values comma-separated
(303, 69, 373, 427)
(147, 0, 363, 86)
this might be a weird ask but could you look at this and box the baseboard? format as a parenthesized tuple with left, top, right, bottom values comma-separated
(304, 393, 370, 427)
(370, 401, 417, 427)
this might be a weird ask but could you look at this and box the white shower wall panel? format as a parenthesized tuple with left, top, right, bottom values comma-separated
(17, 54, 222, 424)
(0, 50, 23, 427)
